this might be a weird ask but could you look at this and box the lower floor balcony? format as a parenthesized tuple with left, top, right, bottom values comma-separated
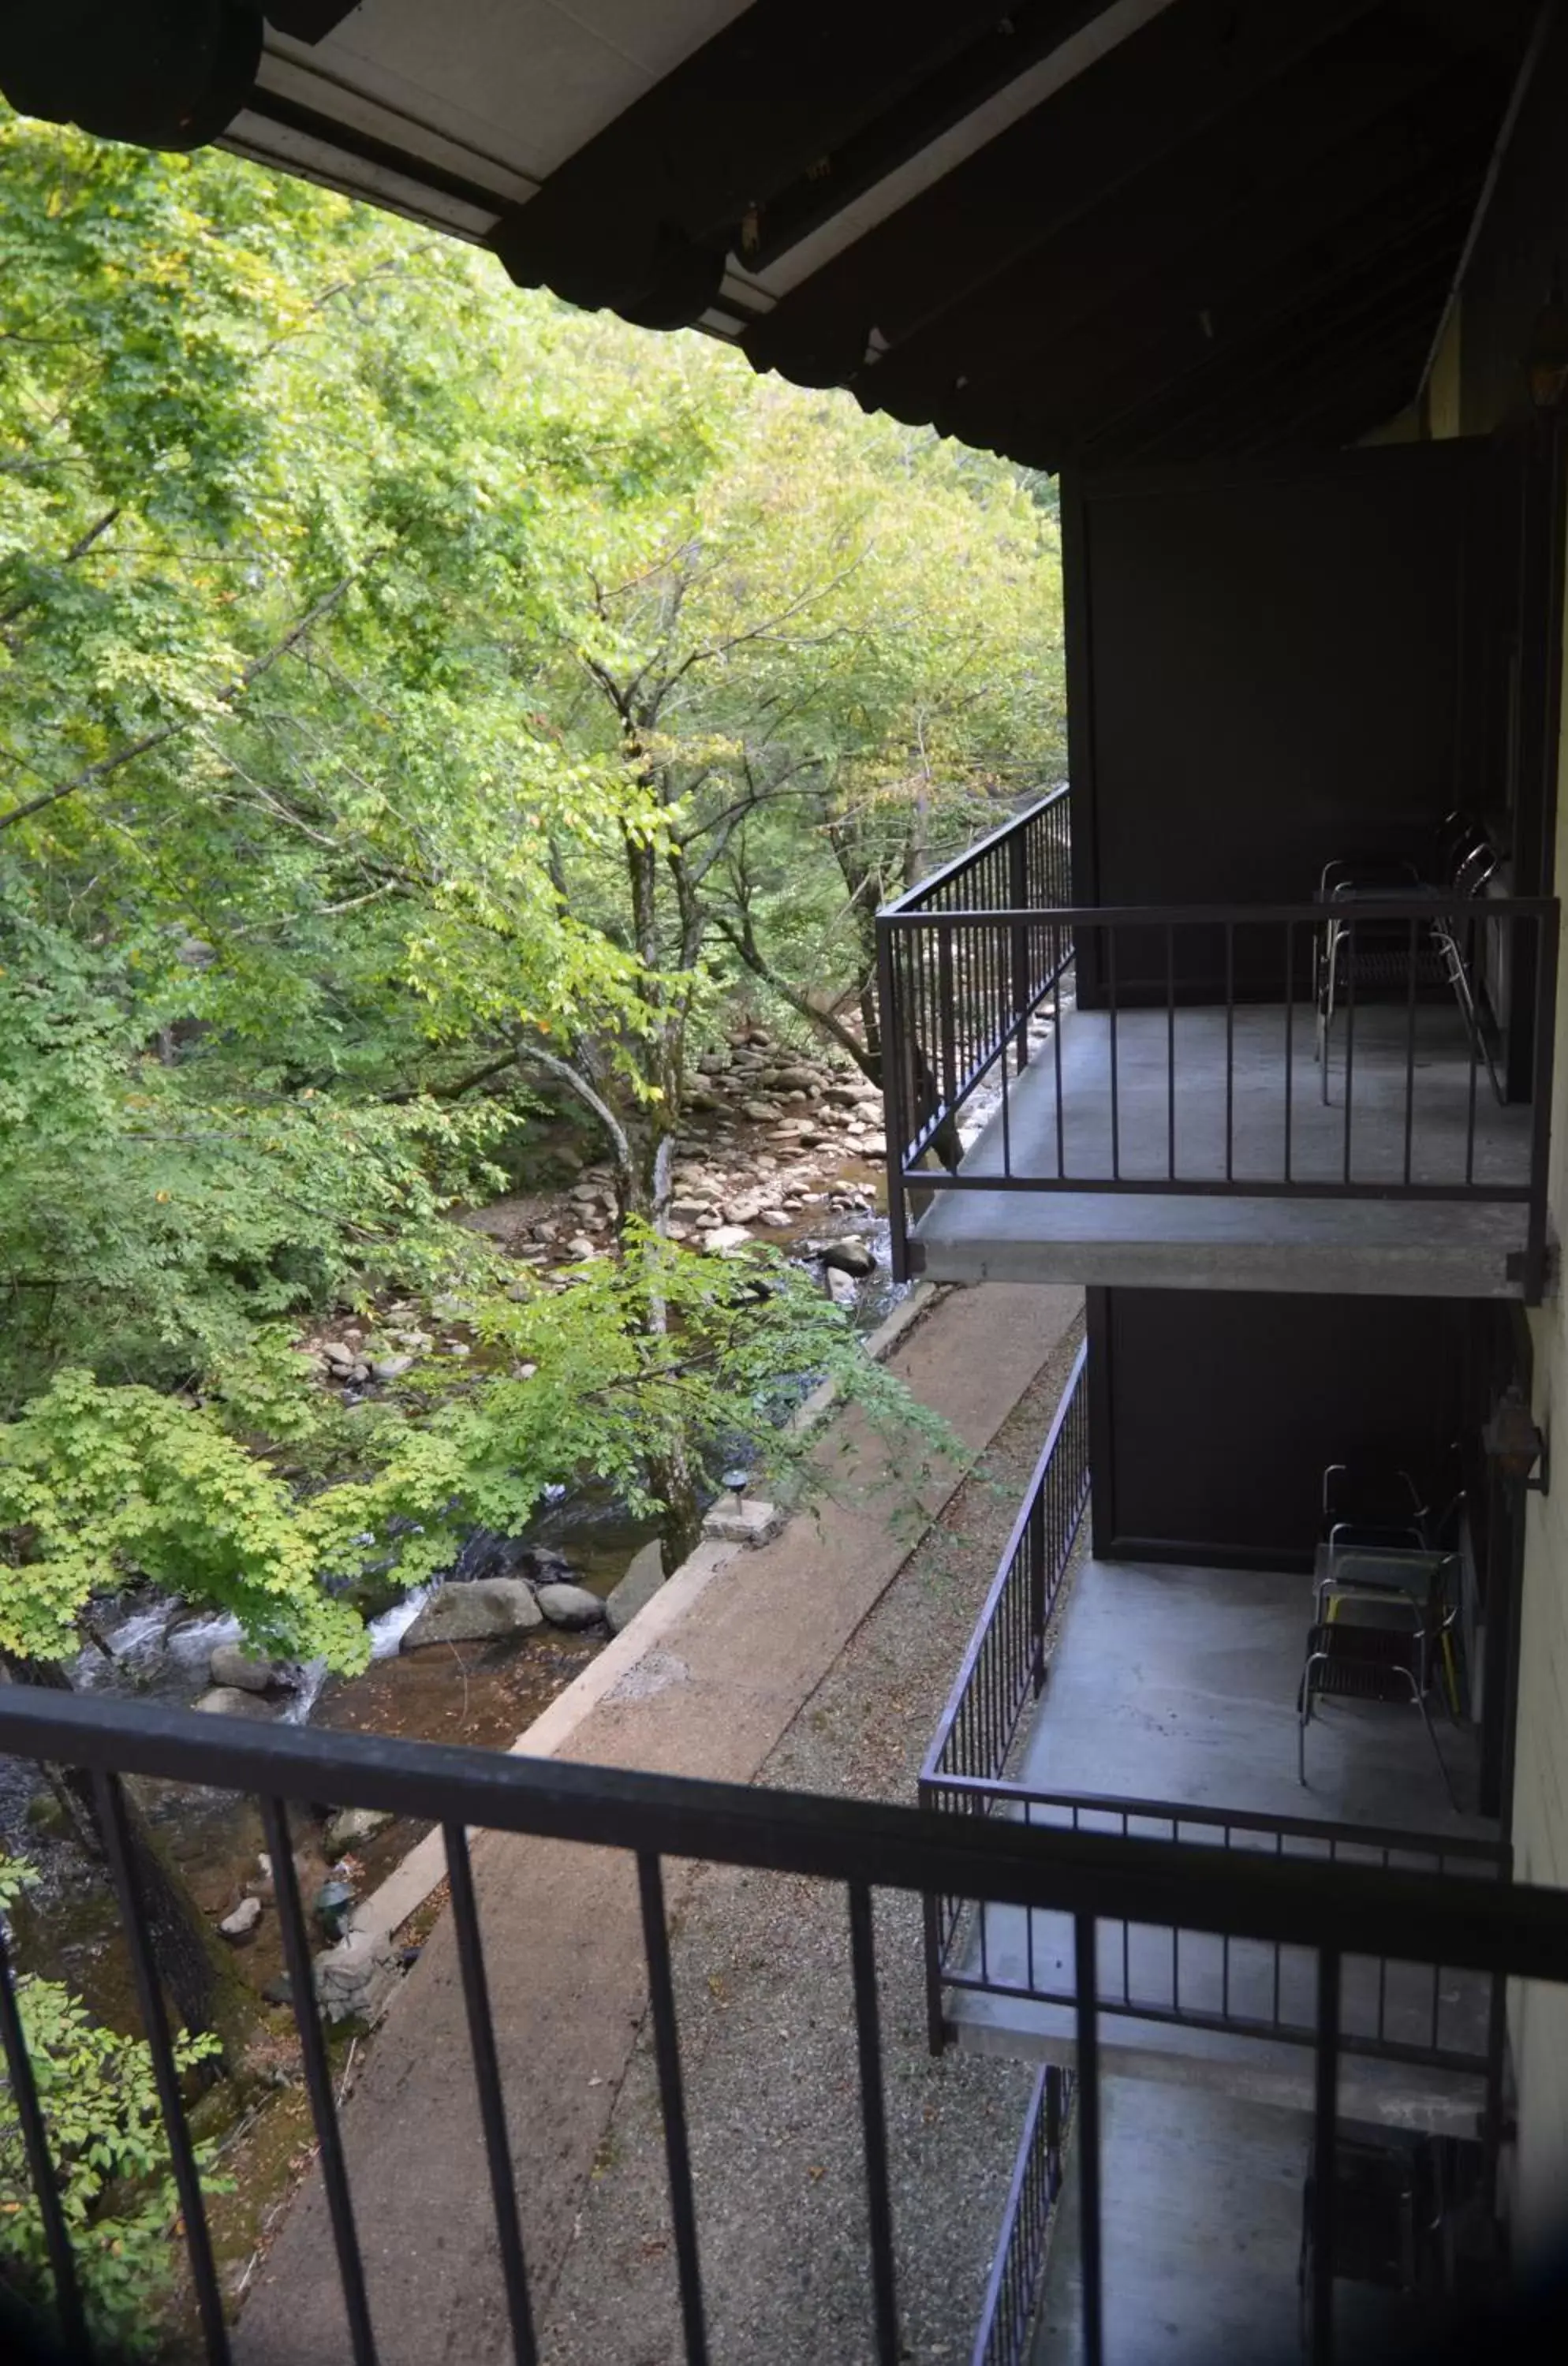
(922, 1349, 1508, 2136)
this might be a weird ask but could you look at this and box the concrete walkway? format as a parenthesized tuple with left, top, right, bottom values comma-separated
(237, 1282, 1077, 2365)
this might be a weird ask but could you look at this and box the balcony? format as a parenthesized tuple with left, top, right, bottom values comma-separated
(920, 1349, 1509, 2136)
(876, 798, 1559, 1301)
(0, 1669, 1563, 2366)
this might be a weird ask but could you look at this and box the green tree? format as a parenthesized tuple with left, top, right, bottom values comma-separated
(0, 1853, 228, 2358)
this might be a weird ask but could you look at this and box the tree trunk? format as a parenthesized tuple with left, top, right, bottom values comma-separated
(2, 1655, 251, 2060)
(648, 1443, 704, 1572)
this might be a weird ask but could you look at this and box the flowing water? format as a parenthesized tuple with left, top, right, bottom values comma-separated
(0, 1157, 905, 2017)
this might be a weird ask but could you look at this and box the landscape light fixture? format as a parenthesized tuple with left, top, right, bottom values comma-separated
(1526, 272, 1568, 412)
(722, 1466, 750, 1517)
(1482, 1383, 1549, 1494)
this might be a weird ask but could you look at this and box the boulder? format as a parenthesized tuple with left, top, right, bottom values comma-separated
(192, 1686, 277, 1719)
(759, 1208, 792, 1227)
(219, 1897, 263, 1942)
(323, 1804, 397, 1856)
(819, 1235, 878, 1278)
(825, 1267, 859, 1308)
(741, 1099, 782, 1121)
(606, 1539, 666, 1636)
(701, 1224, 754, 1252)
(319, 1340, 357, 1369)
(370, 1353, 415, 1382)
(401, 1579, 543, 1650)
(313, 1931, 401, 2025)
(209, 1642, 286, 1693)
(536, 1582, 607, 1630)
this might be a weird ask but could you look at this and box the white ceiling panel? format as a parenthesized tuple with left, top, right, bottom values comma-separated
(262, 0, 752, 189)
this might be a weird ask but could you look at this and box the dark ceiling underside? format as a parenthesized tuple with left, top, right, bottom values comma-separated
(0, 0, 1544, 468)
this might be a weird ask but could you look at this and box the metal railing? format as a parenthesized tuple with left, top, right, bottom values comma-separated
(875, 787, 1072, 1179)
(926, 1782, 1510, 2078)
(877, 851, 1559, 1297)
(971, 2064, 1074, 2366)
(917, 1352, 1510, 2086)
(920, 1340, 1089, 2046)
(3, 1692, 1566, 2366)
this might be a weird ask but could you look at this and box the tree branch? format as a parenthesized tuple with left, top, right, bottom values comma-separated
(0, 577, 353, 834)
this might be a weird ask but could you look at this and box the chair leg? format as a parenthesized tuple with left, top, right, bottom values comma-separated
(1413, 1685, 1459, 1816)
(1297, 1670, 1316, 1786)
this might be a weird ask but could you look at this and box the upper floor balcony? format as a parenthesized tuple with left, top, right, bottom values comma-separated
(876, 795, 1559, 1303)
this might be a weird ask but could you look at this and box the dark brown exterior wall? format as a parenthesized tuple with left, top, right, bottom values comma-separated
(1086, 1286, 1480, 1571)
(1063, 439, 1499, 1001)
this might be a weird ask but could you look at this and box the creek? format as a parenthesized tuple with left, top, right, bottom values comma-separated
(0, 1194, 907, 2027)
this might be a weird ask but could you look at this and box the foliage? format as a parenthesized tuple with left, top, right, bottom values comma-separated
(0, 1853, 227, 2355)
(0, 1235, 951, 1670)
(0, 107, 1056, 1661)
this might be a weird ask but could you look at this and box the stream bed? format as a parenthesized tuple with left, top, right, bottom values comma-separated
(1, 1181, 909, 2023)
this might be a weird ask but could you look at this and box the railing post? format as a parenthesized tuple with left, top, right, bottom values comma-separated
(1028, 1479, 1047, 1695)
(1525, 903, 1559, 1304)
(875, 913, 910, 1286)
(1010, 823, 1031, 1075)
(938, 924, 958, 1112)
(918, 1775, 950, 2055)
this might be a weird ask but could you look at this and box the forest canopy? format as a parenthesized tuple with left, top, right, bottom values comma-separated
(0, 107, 1066, 1654)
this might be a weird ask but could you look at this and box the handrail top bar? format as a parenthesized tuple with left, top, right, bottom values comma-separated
(2, 1686, 1565, 1977)
(879, 894, 1561, 928)
(922, 1340, 1087, 1778)
(876, 784, 1070, 918)
(928, 1772, 1509, 1862)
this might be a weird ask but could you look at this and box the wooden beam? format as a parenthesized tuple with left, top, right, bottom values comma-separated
(1104, 261, 1457, 465)
(490, 0, 1062, 320)
(875, 37, 1497, 437)
(745, 0, 1379, 386)
(1003, 152, 1484, 467)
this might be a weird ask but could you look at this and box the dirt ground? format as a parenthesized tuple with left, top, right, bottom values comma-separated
(539, 1315, 1085, 2366)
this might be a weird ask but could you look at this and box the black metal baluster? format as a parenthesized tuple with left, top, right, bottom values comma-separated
(1466, 939, 1480, 1187)
(260, 1796, 378, 2366)
(1225, 920, 1235, 1182)
(1167, 920, 1177, 1179)
(1311, 1950, 1341, 2366)
(1054, 948, 1066, 1178)
(0, 1919, 88, 2357)
(1107, 928, 1120, 1182)
(1404, 916, 1418, 1185)
(1074, 1915, 1104, 2366)
(1284, 921, 1295, 1182)
(1273, 1833, 1284, 2028)
(847, 1884, 900, 2366)
(442, 1822, 539, 2366)
(93, 1772, 233, 2366)
(1025, 1803, 1037, 1995)
(1342, 923, 1356, 1185)
(637, 1853, 710, 2366)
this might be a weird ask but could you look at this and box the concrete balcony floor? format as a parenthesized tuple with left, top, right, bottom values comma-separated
(1032, 2079, 1442, 2366)
(947, 1559, 1499, 2130)
(911, 1000, 1535, 1295)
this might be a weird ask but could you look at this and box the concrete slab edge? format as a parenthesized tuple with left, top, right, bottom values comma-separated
(350, 1280, 943, 1944)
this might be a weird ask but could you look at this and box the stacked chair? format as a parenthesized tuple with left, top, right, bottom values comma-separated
(1298, 1456, 1464, 1809)
(1314, 810, 1500, 1103)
